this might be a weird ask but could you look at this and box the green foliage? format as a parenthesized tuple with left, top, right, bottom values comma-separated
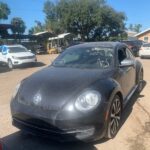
(0, 2, 10, 20)
(43, 0, 126, 41)
(28, 21, 45, 34)
(11, 17, 26, 34)
(128, 24, 142, 33)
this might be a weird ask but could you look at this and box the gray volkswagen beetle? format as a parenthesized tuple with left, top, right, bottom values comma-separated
(11, 42, 143, 142)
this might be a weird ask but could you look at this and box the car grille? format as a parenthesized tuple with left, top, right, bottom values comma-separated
(18, 56, 35, 59)
(13, 116, 66, 133)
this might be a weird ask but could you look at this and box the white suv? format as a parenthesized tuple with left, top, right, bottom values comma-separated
(0, 44, 37, 69)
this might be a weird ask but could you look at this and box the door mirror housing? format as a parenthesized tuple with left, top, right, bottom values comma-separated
(120, 59, 134, 67)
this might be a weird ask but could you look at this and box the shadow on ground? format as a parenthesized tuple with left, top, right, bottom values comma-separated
(2, 131, 97, 150)
(0, 62, 46, 73)
(120, 81, 146, 129)
(0, 65, 10, 73)
(17, 62, 46, 69)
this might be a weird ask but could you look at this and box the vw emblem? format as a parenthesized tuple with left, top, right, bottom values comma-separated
(33, 93, 42, 105)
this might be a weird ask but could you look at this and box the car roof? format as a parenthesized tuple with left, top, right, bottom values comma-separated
(6, 44, 24, 47)
(68, 42, 125, 49)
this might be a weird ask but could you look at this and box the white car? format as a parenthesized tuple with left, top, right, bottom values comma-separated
(0, 45, 37, 69)
(139, 43, 150, 58)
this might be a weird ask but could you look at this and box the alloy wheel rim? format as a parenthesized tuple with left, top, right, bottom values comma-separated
(110, 98, 121, 136)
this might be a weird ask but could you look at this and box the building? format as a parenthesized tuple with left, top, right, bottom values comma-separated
(126, 30, 137, 40)
(134, 28, 150, 43)
(48, 33, 74, 53)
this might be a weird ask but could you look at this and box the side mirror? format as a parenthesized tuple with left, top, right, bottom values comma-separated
(28, 50, 31, 52)
(120, 59, 134, 67)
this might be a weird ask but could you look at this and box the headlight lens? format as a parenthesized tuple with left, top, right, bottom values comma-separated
(12, 56, 18, 59)
(12, 83, 21, 99)
(75, 90, 101, 112)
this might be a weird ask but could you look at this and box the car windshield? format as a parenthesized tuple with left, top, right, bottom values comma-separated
(53, 46, 114, 69)
(8, 47, 28, 53)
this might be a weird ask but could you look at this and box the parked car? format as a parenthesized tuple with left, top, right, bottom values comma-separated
(35, 45, 47, 54)
(11, 42, 143, 142)
(121, 40, 141, 57)
(0, 45, 37, 70)
(139, 43, 150, 58)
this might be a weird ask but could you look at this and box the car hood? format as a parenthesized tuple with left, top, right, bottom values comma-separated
(18, 66, 114, 110)
(11, 52, 34, 57)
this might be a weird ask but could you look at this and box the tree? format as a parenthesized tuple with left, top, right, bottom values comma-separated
(133, 24, 142, 33)
(11, 17, 26, 34)
(43, 0, 127, 41)
(0, 2, 10, 20)
(43, 0, 64, 34)
(28, 21, 45, 34)
(128, 24, 142, 33)
(129, 24, 133, 31)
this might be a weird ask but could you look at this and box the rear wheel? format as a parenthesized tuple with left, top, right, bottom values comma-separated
(106, 95, 122, 139)
(8, 59, 13, 70)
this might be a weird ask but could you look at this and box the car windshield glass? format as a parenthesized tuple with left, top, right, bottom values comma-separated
(52, 46, 114, 69)
(8, 47, 28, 53)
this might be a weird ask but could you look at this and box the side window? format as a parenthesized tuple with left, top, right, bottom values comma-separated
(118, 48, 127, 64)
(126, 47, 134, 59)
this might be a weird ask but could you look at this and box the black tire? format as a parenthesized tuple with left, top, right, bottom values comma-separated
(106, 95, 122, 139)
(137, 69, 143, 93)
(7, 59, 13, 70)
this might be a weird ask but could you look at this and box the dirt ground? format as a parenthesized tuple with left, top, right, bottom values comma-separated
(0, 54, 150, 150)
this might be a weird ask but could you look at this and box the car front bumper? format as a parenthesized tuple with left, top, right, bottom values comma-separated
(11, 100, 108, 142)
(12, 58, 37, 65)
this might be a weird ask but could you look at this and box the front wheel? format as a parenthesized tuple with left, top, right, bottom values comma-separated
(106, 95, 122, 139)
(8, 59, 13, 70)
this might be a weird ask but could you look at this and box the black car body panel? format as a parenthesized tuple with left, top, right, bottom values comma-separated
(10, 42, 143, 141)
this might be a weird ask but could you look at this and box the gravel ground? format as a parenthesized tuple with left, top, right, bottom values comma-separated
(0, 54, 150, 150)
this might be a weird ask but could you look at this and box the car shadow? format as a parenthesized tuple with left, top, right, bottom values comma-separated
(0, 62, 46, 73)
(18, 62, 46, 69)
(1, 131, 97, 150)
(120, 81, 146, 129)
(0, 66, 10, 73)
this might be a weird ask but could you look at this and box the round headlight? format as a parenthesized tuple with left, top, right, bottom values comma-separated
(75, 90, 101, 112)
(12, 83, 21, 99)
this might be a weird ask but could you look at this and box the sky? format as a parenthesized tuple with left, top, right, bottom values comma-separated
(1, 0, 150, 33)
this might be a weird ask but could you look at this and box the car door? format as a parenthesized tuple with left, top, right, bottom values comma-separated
(125, 47, 136, 89)
(117, 47, 136, 98)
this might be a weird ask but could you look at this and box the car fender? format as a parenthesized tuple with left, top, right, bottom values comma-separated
(92, 78, 123, 135)
(106, 79, 123, 110)
(91, 77, 123, 111)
